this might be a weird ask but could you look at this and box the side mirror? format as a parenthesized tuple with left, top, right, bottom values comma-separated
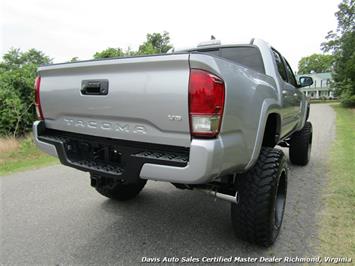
(299, 76, 313, 87)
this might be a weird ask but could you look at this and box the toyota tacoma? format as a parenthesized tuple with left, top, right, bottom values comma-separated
(33, 38, 313, 246)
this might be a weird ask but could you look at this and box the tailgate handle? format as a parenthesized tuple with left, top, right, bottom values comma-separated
(81, 79, 109, 95)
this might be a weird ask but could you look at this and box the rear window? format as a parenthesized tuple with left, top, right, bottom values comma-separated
(193, 46, 265, 74)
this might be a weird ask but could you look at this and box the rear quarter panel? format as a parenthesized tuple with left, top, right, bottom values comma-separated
(190, 54, 280, 172)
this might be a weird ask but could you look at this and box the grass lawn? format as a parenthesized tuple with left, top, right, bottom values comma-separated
(318, 104, 355, 257)
(0, 136, 58, 176)
(310, 99, 340, 104)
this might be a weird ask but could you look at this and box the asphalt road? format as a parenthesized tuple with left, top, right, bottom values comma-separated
(1, 104, 336, 265)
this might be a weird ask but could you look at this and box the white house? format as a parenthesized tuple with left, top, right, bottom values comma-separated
(297, 72, 335, 99)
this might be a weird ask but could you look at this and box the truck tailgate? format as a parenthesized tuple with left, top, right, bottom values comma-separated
(38, 54, 191, 147)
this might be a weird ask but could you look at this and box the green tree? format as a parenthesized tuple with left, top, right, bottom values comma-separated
(0, 48, 51, 71)
(93, 32, 174, 58)
(138, 31, 172, 55)
(124, 47, 137, 56)
(298, 54, 334, 74)
(93, 48, 125, 59)
(70, 57, 79, 62)
(0, 48, 51, 136)
(321, 0, 355, 106)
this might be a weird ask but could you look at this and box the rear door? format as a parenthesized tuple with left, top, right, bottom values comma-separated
(283, 57, 303, 122)
(271, 49, 299, 136)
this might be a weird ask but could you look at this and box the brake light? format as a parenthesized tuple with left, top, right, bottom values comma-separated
(34, 76, 44, 120)
(188, 69, 225, 137)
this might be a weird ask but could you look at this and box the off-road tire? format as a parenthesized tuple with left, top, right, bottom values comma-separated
(289, 121, 312, 166)
(96, 179, 147, 201)
(231, 147, 288, 247)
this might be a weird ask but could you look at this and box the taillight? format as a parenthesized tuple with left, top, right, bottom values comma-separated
(188, 69, 225, 138)
(34, 76, 44, 120)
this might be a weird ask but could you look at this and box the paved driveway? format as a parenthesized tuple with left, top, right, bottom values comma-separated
(0, 104, 336, 265)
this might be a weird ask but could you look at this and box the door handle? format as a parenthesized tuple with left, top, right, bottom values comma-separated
(282, 90, 288, 95)
(81, 79, 109, 95)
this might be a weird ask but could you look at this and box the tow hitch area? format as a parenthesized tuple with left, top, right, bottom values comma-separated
(37, 127, 189, 184)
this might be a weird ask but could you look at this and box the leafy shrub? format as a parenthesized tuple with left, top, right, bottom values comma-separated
(341, 93, 355, 107)
(0, 49, 51, 136)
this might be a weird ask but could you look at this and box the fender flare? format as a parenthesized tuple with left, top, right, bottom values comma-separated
(244, 99, 281, 170)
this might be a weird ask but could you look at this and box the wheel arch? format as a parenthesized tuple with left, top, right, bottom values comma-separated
(262, 113, 281, 147)
(244, 99, 281, 171)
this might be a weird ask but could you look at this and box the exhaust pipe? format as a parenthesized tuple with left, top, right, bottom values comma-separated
(196, 188, 239, 204)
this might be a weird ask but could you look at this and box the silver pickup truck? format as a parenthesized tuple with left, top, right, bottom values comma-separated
(33, 38, 313, 246)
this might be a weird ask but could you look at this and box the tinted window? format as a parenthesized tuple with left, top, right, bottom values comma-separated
(272, 50, 287, 81)
(283, 58, 297, 87)
(220, 47, 265, 74)
(196, 49, 219, 57)
(195, 46, 265, 74)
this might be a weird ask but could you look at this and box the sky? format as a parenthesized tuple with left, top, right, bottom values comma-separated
(1, 0, 340, 71)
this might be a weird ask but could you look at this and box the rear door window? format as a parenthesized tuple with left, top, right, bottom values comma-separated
(283, 58, 297, 87)
(272, 49, 287, 81)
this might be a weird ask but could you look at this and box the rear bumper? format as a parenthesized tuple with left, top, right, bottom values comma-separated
(33, 121, 228, 184)
(140, 139, 223, 183)
(33, 121, 58, 157)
